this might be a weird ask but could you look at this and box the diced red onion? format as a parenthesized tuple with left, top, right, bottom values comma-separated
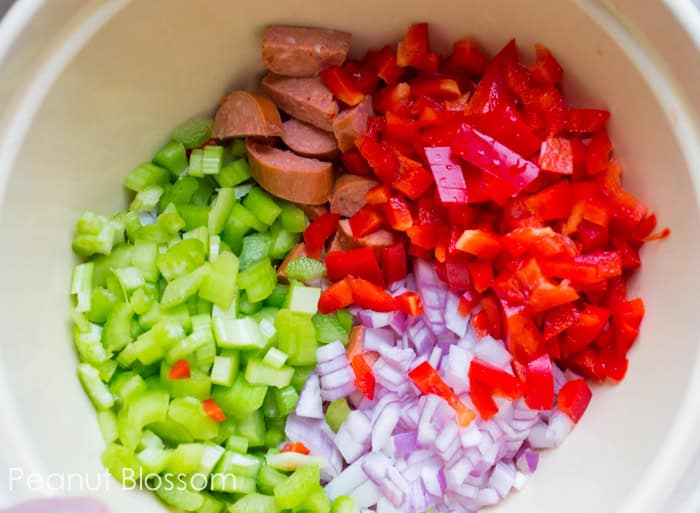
(358, 310, 394, 328)
(317, 341, 346, 362)
(296, 373, 323, 419)
(284, 414, 343, 479)
(515, 448, 539, 474)
(476, 487, 500, 508)
(444, 292, 468, 337)
(363, 327, 396, 351)
(351, 479, 381, 509)
(325, 457, 368, 499)
(372, 401, 401, 451)
(444, 345, 473, 395)
(489, 461, 516, 497)
(474, 336, 512, 370)
(513, 471, 529, 491)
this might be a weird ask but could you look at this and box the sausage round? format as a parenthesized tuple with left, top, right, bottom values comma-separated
(282, 119, 339, 160)
(246, 139, 333, 205)
(332, 96, 374, 152)
(212, 91, 282, 139)
(262, 73, 338, 132)
(337, 219, 400, 249)
(262, 25, 351, 78)
(329, 174, 378, 217)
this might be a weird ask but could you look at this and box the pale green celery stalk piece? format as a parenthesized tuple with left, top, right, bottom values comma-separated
(166, 327, 212, 364)
(160, 263, 211, 309)
(213, 317, 264, 350)
(304, 488, 332, 513)
(128, 388, 169, 430)
(273, 465, 321, 509)
(211, 375, 267, 418)
(212, 298, 237, 320)
(101, 444, 141, 483)
(199, 251, 239, 309)
(165, 443, 205, 475)
(130, 240, 159, 282)
(198, 442, 226, 475)
(216, 158, 250, 188)
(233, 183, 253, 200)
(77, 363, 114, 410)
(74, 322, 110, 366)
(209, 235, 220, 261)
(156, 485, 204, 512)
(124, 162, 170, 192)
(137, 445, 171, 474)
(285, 257, 326, 282)
(197, 494, 225, 513)
(168, 397, 220, 440)
(265, 452, 327, 472)
(230, 494, 277, 513)
(140, 430, 164, 450)
(96, 409, 119, 444)
(71, 262, 94, 312)
(284, 283, 321, 315)
(244, 359, 294, 388)
(208, 188, 236, 235)
(183, 226, 210, 255)
(210, 355, 238, 387)
(257, 465, 288, 495)
(225, 435, 248, 454)
(171, 118, 212, 149)
(262, 347, 288, 369)
(210, 473, 256, 494)
(215, 451, 260, 478)
(242, 187, 282, 226)
(237, 257, 276, 302)
(189, 148, 205, 178)
(273, 386, 298, 416)
(331, 496, 359, 513)
(202, 145, 223, 175)
(325, 398, 351, 433)
(130, 185, 164, 213)
(153, 139, 188, 177)
(111, 266, 145, 293)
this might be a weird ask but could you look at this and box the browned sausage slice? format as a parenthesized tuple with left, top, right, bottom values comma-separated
(246, 139, 333, 205)
(282, 119, 339, 159)
(212, 91, 282, 139)
(296, 203, 329, 220)
(277, 243, 307, 283)
(262, 26, 352, 78)
(337, 219, 399, 248)
(329, 174, 378, 217)
(262, 73, 338, 132)
(332, 96, 374, 152)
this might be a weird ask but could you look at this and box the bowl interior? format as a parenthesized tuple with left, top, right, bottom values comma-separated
(1, 0, 699, 511)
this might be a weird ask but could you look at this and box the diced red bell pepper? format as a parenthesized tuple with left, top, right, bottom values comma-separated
(367, 115, 387, 139)
(395, 291, 424, 316)
(351, 353, 376, 400)
(383, 196, 414, 231)
(456, 229, 502, 260)
(374, 82, 412, 117)
(469, 359, 524, 400)
(168, 359, 191, 380)
(523, 354, 555, 410)
(582, 196, 612, 228)
(364, 45, 404, 84)
(470, 380, 499, 420)
(471, 311, 491, 338)
(408, 361, 476, 427)
(472, 106, 543, 158)
(381, 243, 408, 284)
(451, 123, 540, 196)
(458, 289, 481, 316)
(365, 184, 392, 205)
(303, 212, 340, 259)
(529, 279, 579, 313)
(407, 224, 440, 250)
(502, 303, 545, 362)
(349, 277, 398, 312)
(543, 303, 580, 340)
(443, 253, 471, 292)
(342, 149, 372, 175)
(560, 304, 610, 357)
(424, 146, 469, 205)
(526, 180, 574, 221)
(397, 23, 440, 72)
(566, 109, 610, 134)
(481, 294, 504, 340)
(356, 135, 399, 183)
(320, 66, 366, 106)
(565, 347, 606, 381)
(450, 37, 490, 77)
(343, 60, 380, 94)
(540, 251, 622, 284)
(411, 77, 462, 100)
(539, 137, 574, 175)
(530, 44, 563, 86)
(280, 441, 311, 455)
(384, 111, 421, 142)
(468, 259, 494, 293)
(586, 129, 613, 176)
(325, 247, 385, 286)
(202, 398, 227, 423)
(502, 226, 577, 259)
(392, 154, 435, 200)
(318, 278, 354, 314)
(350, 205, 383, 238)
(557, 378, 592, 423)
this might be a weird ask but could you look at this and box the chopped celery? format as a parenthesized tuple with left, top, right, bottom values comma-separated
(274, 465, 321, 509)
(237, 409, 266, 447)
(212, 375, 267, 419)
(266, 452, 326, 472)
(230, 139, 246, 157)
(231, 202, 267, 233)
(291, 366, 315, 392)
(160, 176, 199, 211)
(243, 187, 282, 226)
(160, 263, 211, 308)
(245, 359, 294, 388)
(87, 286, 119, 323)
(335, 309, 353, 334)
(279, 203, 307, 233)
(167, 369, 212, 400)
(312, 313, 349, 345)
(171, 118, 212, 149)
(273, 386, 299, 416)
(238, 292, 263, 315)
(264, 284, 289, 309)
(210, 473, 256, 494)
(225, 435, 249, 454)
(97, 409, 119, 444)
(213, 317, 264, 350)
(140, 430, 164, 449)
(157, 203, 186, 234)
(198, 442, 226, 474)
(77, 363, 114, 410)
(101, 443, 141, 483)
(71, 262, 94, 312)
(178, 204, 211, 231)
(197, 494, 225, 513)
(209, 234, 220, 261)
(92, 245, 131, 286)
(137, 445, 171, 474)
(124, 162, 170, 192)
(124, 211, 143, 241)
(257, 465, 288, 495)
(117, 406, 142, 450)
(183, 226, 209, 252)
(208, 188, 236, 235)
(331, 496, 359, 513)
(112, 266, 145, 293)
(239, 234, 272, 270)
(157, 238, 206, 281)
(304, 487, 332, 513)
(156, 485, 204, 512)
(238, 258, 276, 302)
(128, 388, 169, 429)
(216, 159, 251, 187)
(74, 322, 107, 366)
(202, 145, 223, 175)
(221, 215, 248, 254)
(134, 223, 170, 244)
(210, 354, 238, 387)
(284, 283, 321, 315)
(149, 419, 195, 445)
(285, 257, 326, 282)
(262, 348, 288, 369)
(234, 183, 253, 199)
(130, 185, 163, 213)
(153, 139, 188, 177)
(165, 443, 205, 474)
(263, 390, 281, 419)
(199, 250, 238, 309)
(189, 149, 205, 177)
(166, 327, 212, 363)
(270, 226, 300, 260)
(72, 212, 117, 257)
(230, 494, 278, 513)
(275, 310, 318, 366)
(130, 240, 159, 282)
(325, 399, 351, 433)
(110, 372, 146, 406)
(195, 337, 217, 372)
(131, 285, 156, 315)
(192, 176, 216, 206)
(216, 451, 261, 478)
(264, 427, 284, 448)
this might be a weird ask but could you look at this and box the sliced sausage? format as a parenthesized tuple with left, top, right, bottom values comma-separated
(277, 243, 307, 283)
(330, 220, 360, 251)
(262, 25, 352, 78)
(329, 174, 378, 217)
(282, 119, 339, 159)
(262, 73, 339, 132)
(296, 203, 329, 220)
(246, 139, 333, 205)
(212, 91, 282, 139)
(332, 96, 374, 152)
(337, 219, 400, 249)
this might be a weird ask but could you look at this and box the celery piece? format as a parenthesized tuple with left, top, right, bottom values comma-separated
(230, 494, 277, 513)
(140, 430, 164, 450)
(275, 310, 318, 366)
(274, 465, 321, 509)
(257, 465, 288, 495)
(140, 302, 191, 331)
(183, 226, 209, 254)
(279, 203, 307, 233)
(304, 487, 332, 513)
(112, 267, 145, 294)
(87, 286, 119, 323)
(110, 213, 127, 247)
(101, 443, 141, 483)
(71, 262, 94, 312)
(98, 359, 118, 382)
(157, 203, 186, 234)
(312, 313, 349, 345)
(202, 145, 224, 175)
(197, 494, 225, 513)
(134, 223, 170, 244)
(211, 355, 238, 387)
(166, 328, 211, 364)
(78, 363, 114, 410)
(238, 257, 276, 303)
(71, 309, 92, 334)
(157, 238, 206, 281)
(199, 251, 239, 309)
(230, 139, 247, 157)
(238, 292, 263, 315)
(263, 348, 288, 369)
(264, 428, 284, 449)
(216, 451, 261, 478)
(137, 445, 171, 474)
(192, 176, 216, 206)
(161, 263, 211, 309)
(171, 118, 212, 149)
(245, 359, 294, 388)
(74, 323, 110, 366)
(156, 484, 204, 512)
(129, 240, 159, 282)
(189, 149, 205, 177)
(270, 227, 300, 261)
(335, 309, 353, 334)
(285, 257, 326, 283)
(124, 162, 170, 192)
(243, 187, 282, 226)
(130, 286, 156, 315)
(264, 284, 289, 309)
(130, 185, 163, 213)
(331, 496, 359, 513)
(165, 443, 205, 475)
(237, 409, 266, 447)
(169, 398, 220, 440)
(178, 204, 211, 231)
(208, 188, 236, 235)
(111, 372, 146, 406)
(225, 435, 249, 454)
(97, 409, 119, 445)
(195, 337, 217, 373)
(213, 317, 264, 350)
(209, 235, 220, 261)
(210, 473, 256, 494)
(149, 419, 194, 445)
(168, 369, 212, 400)
(212, 298, 237, 320)
(231, 202, 267, 233)
(128, 388, 169, 429)
(252, 306, 280, 325)
(160, 176, 199, 211)
(325, 399, 351, 433)
(284, 283, 321, 315)
(212, 375, 267, 418)
(72, 213, 117, 257)
(92, 245, 131, 286)
(291, 366, 315, 392)
(154, 139, 188, 177)
(117, 406, 142, 450)
(125, 211, 142, 242)
(221, 216, 247, 255)
(198, 442, 226, 475)
(118, 329, 163, 367)
(273, 386, 299, 416)
(216, 158, 251, 187)
(234, 183, 253, 200)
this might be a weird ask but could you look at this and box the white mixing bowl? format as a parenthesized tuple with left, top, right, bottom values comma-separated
(1, 0, 700, 512)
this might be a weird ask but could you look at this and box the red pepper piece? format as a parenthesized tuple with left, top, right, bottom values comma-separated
(168, 360, 191, 380)
(466, 40, 518, 116)
(397, 23, 439, 72)
(342, 60, 380, 94)
(341, 149, 372, 176)
(501, 226, 577, 259)
(318, 278, 354, 314)
(586, 129, 613, 176)
(374, 82, 412, 117)
(539, 137, 574, 175)
(424, 146, 469, 205)
(526, 180, 574, 221)
(350, 205, 383, 238)
(356, 135, 399, 183)
(384, 111, 421, 142)
(528, 279, 579, 314)
(417, 193, 448, 225)
(320, 66, 365, 106)
(543, 303, 580, 340)
(530, 44, 563, 86)
(280, 441, 311, 455)
(383, 196, 414, 231)
(364, 45, 404, 84)
(303, 212, 340, 259)
(202, 398, 227, 423)
(325, 248, 384, 286)
(582, 196, 612, 227)
(381, 243, 408, 284)
(566, 109, 610, 134)
(502, 303, 545, 362)
(351, 353, 376, 400)
(523, 354, 555, 410)
(468, 259, 494, 293)
(407, 224, 440, 249)
(470, 380, 499, 420)
(481, 294, 504, 340)
(450, 37, 490, 77)
(455, 229, 502, 260)
(411, 77, 462, 100)
(408, 361, 476, 427)
(366, 115, 387, 139)
(560, 304, 610, 357)
(443, 253, 471, 292)
(541, 251, 622, 284)
(349, 277, 398, 312)
(471, 311, 491, 338)
(392, 154, 434, 200)
(566, 347, 606, 381)
(557, 379, 592, 423)
(395, 291, 424, 316)
(472, 106, 543, 158)
(469, 359, 524, 400)
(365, 184, 392, 205)
(451, 123, 540, 196)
